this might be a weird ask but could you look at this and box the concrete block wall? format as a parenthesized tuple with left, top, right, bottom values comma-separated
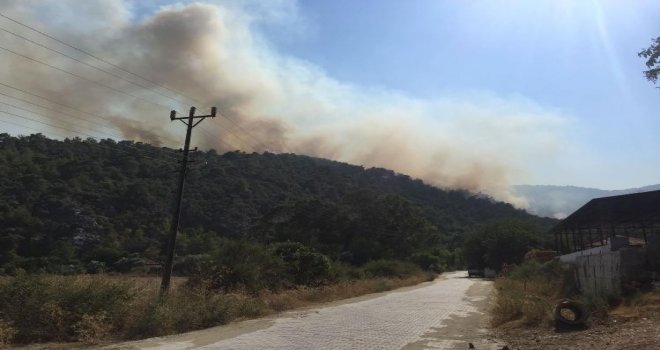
(574, 251, 621, 296)
(647, 235, 660, 273)
(559, 244, 610, 264)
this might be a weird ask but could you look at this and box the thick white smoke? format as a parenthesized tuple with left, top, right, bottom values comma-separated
(0, 0, 571, 206)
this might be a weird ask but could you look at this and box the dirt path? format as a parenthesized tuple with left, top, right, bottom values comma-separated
(108, 271, 504, 350)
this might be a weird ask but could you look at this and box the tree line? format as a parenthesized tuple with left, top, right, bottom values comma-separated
(0, 133, 555, 280)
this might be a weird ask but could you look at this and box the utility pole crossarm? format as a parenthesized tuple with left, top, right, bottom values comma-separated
(160, 106, 216, 295)
(169, 107, 217, 121)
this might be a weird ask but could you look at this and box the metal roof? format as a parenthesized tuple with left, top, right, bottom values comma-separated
(552, 190, 660, 231)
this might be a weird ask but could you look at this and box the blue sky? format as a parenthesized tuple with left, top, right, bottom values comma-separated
(255, 0, 660, 189)
(2, 0, 660, 198)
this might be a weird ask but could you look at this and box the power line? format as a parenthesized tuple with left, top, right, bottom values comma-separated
(205, 118, 259, 151)
(212, 116, 273, 152)
(0, 25, 193, 108)
(0, 115, 177, 165)
(1, 108, 106, 139)
(0, 100, 115, 139)
(0, 80, 116, 124)
(198, 125, 243, 151)
(0, 99, 181, 150)
(0, 44, 176, 112)
(0, 91, 117, 133)
(0, 90, 181, 147)
(0, 11, 287, 155)
(0, 12, 200, 106)
(0, 80, 184, 147)
(0, 109, 180, 161)
(0, 24, 249, 153)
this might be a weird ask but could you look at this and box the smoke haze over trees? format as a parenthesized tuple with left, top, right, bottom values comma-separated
(0, 134, 554, 275)
(0, 0, 573, 206)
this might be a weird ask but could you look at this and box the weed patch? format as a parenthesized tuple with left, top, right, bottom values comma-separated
(0, 320, 16, 347)
(0, 272, 432, 346)
(492, 261, 574, 327)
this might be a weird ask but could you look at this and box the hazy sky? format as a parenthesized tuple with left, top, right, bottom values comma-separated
(133, 0, 660, 189)
(272, 1, 660, 189)
(1, 0, 659, 196)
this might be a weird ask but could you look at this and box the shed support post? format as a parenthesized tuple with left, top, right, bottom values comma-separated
(643, 225, 648, 244)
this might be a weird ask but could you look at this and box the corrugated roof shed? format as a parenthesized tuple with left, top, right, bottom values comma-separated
(553, 190, 660, 232)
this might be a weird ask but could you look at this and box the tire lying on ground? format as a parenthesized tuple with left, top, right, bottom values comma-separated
(553, 299, 590, 325)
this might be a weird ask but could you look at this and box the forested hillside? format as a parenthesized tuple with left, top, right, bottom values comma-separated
(0, 133, 554, 274)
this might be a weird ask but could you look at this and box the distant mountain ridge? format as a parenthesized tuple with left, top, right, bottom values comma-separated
(513, 184, 660, 218)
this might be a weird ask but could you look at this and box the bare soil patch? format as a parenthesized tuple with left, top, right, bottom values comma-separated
(496, 306, 660, 349)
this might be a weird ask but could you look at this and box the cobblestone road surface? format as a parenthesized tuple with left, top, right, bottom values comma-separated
(116, 271, 502, 350)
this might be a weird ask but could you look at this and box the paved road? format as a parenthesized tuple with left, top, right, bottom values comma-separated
(113, 271, 503, 350)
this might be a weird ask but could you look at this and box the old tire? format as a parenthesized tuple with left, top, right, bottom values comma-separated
(553, 299, 590, 325)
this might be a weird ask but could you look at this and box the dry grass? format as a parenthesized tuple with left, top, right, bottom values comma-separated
(0, 273, 432, 346)
(491, 261, 572, 327)
(610, 289, 660, 319)
(491, 278, 557, 326)
(0, 320, 16, 348)
(260, 275, 431, 313)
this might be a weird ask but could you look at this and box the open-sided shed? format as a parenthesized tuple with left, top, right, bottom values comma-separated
(552, 190, 660, 254)
(552, 190, 660, 295)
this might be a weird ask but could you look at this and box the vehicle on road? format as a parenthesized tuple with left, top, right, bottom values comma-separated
(467, 267, 484, 278)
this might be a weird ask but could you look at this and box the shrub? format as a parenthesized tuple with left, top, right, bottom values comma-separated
(174, 254, 206, 275)
(0, 274, 134, 343)
(271, 242, 333, 286)
(509, 261, 542, 281)
(521, 298, 552, 326)
(410, 252, 445, 272)
(463, 219, 543, 270)
(113, 256, 146, 273)
(361, 260, 421, 278)
(330, 262, 365, 281)
(193, 239, 288, 293)
(121, 287, 236, 339)
(85, 260, 107, 274)
(72, 314, 112, 344)
(0, 320, 16, 347)
(0, 272, 431, 345)
(580, 293, 620, 318)
(492, 288, 524, 325)
(492, 261, 576, 327)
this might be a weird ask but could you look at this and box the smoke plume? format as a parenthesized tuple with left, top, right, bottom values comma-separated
(0, 0, 571, 206)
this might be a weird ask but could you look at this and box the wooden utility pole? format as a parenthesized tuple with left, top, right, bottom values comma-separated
(160, 106, 216, 294)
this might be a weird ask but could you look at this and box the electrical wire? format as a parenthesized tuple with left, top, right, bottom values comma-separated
(0, 115, 177, 166)
(0, 92, 121, 135)
(0, 109, 181, 161)
(0, 11, 288, 155)
(0, 80, 117, 125)
(0, 25, 192, 108)
(0, 44, 177, 112)
(0, 91, 182, 147)
(0, 11, 200, 106)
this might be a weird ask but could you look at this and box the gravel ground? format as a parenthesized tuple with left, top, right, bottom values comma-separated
(108, 271, 505, 350)
(495, 313, 660, 349)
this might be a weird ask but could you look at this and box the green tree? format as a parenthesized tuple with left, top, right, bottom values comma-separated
(463, 219, 543, 270)
(0, 133, 553, 275)
(196, 239, 288, 293)
(271, 242, 332, 286)
(639, 37, 660, 85)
